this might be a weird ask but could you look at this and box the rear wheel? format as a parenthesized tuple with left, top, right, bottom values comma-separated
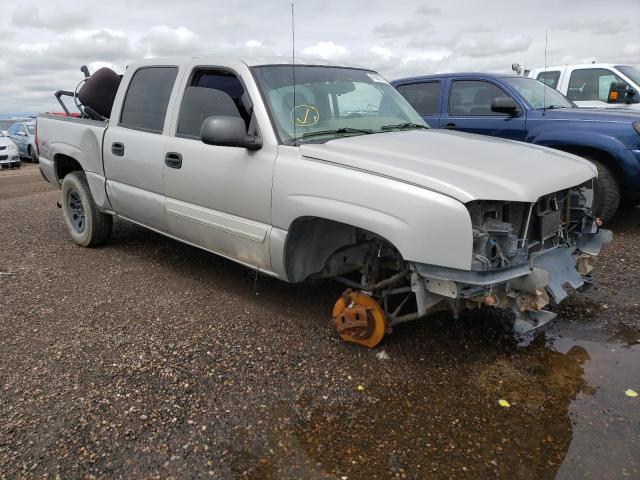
(28, 146, 39, 164)
(589, 159, 620, 224)
(60, 171, 112, 247)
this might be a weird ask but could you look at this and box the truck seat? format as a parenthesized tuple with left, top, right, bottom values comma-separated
(77, 67, 121, 118)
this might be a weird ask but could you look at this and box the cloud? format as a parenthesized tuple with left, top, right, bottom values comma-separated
(12, 6, 91, 32)
(0, 0, 638, 115)
(456, 35, 532, 58)
(623, 43, 640, 56)
(416, 5, 441, 15)
(139, 25, 200, 57)
(551, 18, 630, 36)
(302, 41, 348, 60)
(373, 19, 434, 38)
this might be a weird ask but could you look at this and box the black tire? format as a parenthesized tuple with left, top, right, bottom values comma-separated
(28, 146, 39, 164)
(589, 159, 620, 224)
(60, 171, 112, 247)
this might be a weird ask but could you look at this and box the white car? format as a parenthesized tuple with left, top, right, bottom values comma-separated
(0, 131, 21, 169)
(36, 56, 611, 346)
(526, 63, 640, 110)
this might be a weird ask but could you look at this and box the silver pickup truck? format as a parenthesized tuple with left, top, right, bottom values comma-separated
(37, 56, 611, 347)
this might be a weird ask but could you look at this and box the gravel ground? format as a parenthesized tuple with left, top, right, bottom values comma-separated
(1, 164, 639, 479)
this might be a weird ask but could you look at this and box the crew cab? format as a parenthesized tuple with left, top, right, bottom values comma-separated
(392, 73, 640, 221)
(526, 63, 640, 110)
(36, 57, 610, 347)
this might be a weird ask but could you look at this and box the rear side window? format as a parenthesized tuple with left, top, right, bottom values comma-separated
(536, 71, 560, 89)
(396, 81, 441, 115)
(449, 80, 507, 116)
(567, 68, 625, 102)
(120, 66, 178, 134)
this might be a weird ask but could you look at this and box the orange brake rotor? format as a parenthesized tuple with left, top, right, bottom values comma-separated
(332, 289, 386, 348)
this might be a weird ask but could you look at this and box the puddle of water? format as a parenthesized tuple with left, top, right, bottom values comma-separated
(288, 319, 639, 479)
(551, 324, 640, 480)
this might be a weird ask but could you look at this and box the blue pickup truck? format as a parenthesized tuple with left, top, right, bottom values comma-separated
(391, 73, 640, 221)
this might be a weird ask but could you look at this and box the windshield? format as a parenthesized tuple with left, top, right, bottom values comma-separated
(616, 66, 640, 87)
(252, 65, 427, 144)
(504, 77, 574, 109)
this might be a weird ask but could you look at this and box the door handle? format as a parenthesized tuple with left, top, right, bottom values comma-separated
(442, 123, 457, 130)
(165, 152, 182, 169)
(111, 142, 125, 156)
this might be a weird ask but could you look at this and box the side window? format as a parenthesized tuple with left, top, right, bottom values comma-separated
(8, 124, 17, 135)
(120, 66, 179, 134)
(449, 80, 508, 116)
(396, 81, 441, 115)
(19, 125, 27, 135)
(536, 71, 560, 89)
(176, 69, 251, 139)
(567, 68, 625, 102)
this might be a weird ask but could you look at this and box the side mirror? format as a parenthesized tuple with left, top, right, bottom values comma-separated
(491, 96, 519, 115)
(201, 116, 262, 151)
(608, 81, 631, 103)
(625, 86, 637, 104)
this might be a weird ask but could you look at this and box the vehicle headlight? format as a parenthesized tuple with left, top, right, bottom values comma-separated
(8, 143, 17, 151)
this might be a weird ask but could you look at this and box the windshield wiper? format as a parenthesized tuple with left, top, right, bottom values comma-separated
(380, 122, 429, 131)
(282, 127, 374, 145)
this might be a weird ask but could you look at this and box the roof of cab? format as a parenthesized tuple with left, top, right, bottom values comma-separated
(128, 55, 365, 69)
(391, 72, 519, 84)
(529, 63, 633, 72)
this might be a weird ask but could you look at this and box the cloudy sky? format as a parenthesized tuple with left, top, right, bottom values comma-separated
(0, 0, 639, 115)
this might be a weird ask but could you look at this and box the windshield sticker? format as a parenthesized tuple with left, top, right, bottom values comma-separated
(367, 72, 388, 83)
(290, 105, 320, 127)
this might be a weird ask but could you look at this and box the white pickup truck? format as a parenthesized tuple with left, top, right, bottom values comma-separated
(527, 63, 640, 110)
(37, 56, 611, 347)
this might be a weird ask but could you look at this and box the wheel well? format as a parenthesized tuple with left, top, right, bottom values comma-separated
(284, 217, 400, 283)
(551, 145, 622, 183)
(54, 154, 83, 182)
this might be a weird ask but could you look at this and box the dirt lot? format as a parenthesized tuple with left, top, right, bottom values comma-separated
(1, 164, 639, 479)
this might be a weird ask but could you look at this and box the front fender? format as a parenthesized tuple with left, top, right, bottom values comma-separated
(528, 128, 628, 152)
(271, 149, 474, 271)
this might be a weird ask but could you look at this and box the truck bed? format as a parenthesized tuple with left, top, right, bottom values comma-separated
(37, 114, 108, 186)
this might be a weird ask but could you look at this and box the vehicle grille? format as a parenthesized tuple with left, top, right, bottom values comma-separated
(0, 155, 7, 160)
(0, 146, 6, 151)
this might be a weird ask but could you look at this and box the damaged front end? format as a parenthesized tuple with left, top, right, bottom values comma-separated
(413, 180, 612, 333)
(330, 181, 611, 347)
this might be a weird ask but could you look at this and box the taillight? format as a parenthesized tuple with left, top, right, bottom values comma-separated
(35, 120, 39, 156)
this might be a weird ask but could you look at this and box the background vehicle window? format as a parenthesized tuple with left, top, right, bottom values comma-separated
(567, 68, 625, 102)
(26, 125, 35, 135)
(449, 80, 507, 116)
(396, 82, 441, 115)
(120, 66, 178, 134)
(335, 82, 383, 116)
(176, 70, 252, 139)
(19, 125, 27, 135)
(536, 71, 561, 89)
(8, 124, 18, 135)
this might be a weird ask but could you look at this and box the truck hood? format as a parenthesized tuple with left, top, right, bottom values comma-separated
(531, 106, 640, 122)
(299, 129, 597, 203)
